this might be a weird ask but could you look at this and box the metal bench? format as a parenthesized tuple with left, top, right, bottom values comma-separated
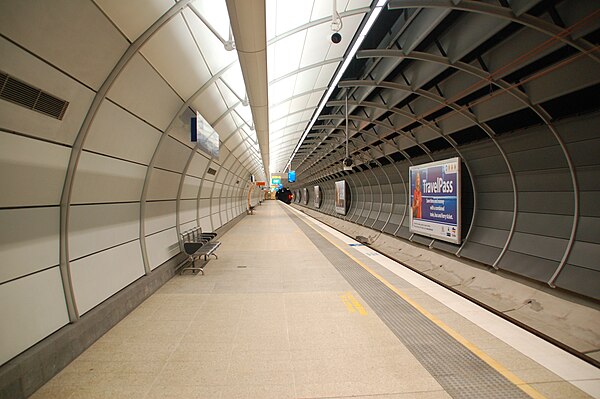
(179, 227, 220, 275)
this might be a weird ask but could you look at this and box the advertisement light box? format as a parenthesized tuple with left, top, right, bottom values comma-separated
(409, 157, 461, 244)
(335, 180, 347, 215)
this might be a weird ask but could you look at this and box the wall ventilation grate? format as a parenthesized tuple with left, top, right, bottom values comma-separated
(207, 168, 217, 176)
(0, 71, 69, 120)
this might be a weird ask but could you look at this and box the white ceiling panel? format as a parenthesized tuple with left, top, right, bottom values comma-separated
(108, 53, 183, 131)
(269, 75, 297, 104)
(216, 80, 240, 108)
(183, 8, 236, 74)
(190, 1, 231, 40)
(221, 64, 247, 101)
(235, 106, 254, 127)
(269, 0, 314, 38)
(300, 24, 333, 68)
(293, 68, 323, 94)
(213, 114, 238, 142)
(266, 0, 369, 172)
(224, 129, 244, 149)
(314, 63, 339, 88)
(270, 102, 292, 121)
(270, 31, 306, 81)
(285, 112, 306, 125)
(94, 0, 174, 42)
(289, 95, 311, 114)
(141, 14, 211, 100)
(348, 0, 372, 9)
(191, 84, 227, 124)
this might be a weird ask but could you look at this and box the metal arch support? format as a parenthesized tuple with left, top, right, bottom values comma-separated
(327, 99, 447, 134)
(175, 142, 199, 253)
(366, 160, 385, 230)
(361, 163, 376, 227)
(140, 60, 237, 275)
(304, 115, 431, 172)
(326, 96, 479, 251)
(197, 135, 251, 232)
(208, 121, 252, 228)
(392, 156, 411, 237)
(338, 79, 513, 266)
(378, 158, 398, 235)
(354, 50, 577, 263)
(387, 0, 600, 64)
(322, 99, 475, 245)
(57, 0, 193, 321)
(303, 126, 433, 180)
(345, 173, 360, 221)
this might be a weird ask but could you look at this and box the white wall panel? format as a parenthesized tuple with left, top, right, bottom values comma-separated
(85, 100, 161, 165)
(145, 228, 179, 270)
(0, 132, 70, 207)
(223, 154, 236, 170)
(211, 213, 222, 229)
(0, 207, 59, 283)
(145, 201, 176, 235)
(182, 175, 202, 199)
(215, 169, 228, 183)
(224, 130, 243, 150)
(0, 0, 128, 89)
(199, 216, 212, 232)
(188, 153, 210, 177)
(94, 0, 172, 42)
(154, 136, 190, 173)
(200, 180, 214, 198)
(71, 151, 147, 204)
(69, 203, 139, 260)
(213, 183, 223, 198)
(141, 14, 212, 100)
(71, 240, 145, 315)
(146, 168, 181, 200)
(232, 143, 245, 158)
(220, 211, 228, 224)
(179, 199, 196, 224)
(0, 37, 94, 146)
(198, 199, 211, 218)
(180, 220, 196, 233)
(190, 85, 226, 126)
(107, 53, 183, 131)
(0, 267, 69, 365)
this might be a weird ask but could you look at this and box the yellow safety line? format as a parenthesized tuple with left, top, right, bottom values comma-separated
(347, 292, 368, 315)
(340, 293, 356, 313)
(304, 217, 548, 399)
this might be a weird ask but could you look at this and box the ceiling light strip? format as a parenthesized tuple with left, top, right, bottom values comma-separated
(284, 0, 387, 172)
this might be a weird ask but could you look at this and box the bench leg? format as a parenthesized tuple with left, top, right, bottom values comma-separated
(211, 253, 218, 259)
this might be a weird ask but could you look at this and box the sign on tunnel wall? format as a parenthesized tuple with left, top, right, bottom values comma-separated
(409, 157, 461, 244)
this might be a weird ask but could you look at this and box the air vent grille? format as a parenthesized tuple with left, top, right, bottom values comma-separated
(0, 71, 69, 120)
(207, 167, 217, 176)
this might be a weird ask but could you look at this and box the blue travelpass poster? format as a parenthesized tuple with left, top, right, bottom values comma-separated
(409, 157, 461, 244)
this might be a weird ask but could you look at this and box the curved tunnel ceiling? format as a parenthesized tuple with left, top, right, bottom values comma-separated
(290, 0, 600, 179)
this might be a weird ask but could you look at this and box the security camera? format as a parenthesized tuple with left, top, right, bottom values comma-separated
(331, 32, 342, 44)
(343, 157, 353, 171)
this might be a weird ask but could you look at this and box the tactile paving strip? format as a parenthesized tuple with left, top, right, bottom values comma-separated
(285, 208, 531, 399)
